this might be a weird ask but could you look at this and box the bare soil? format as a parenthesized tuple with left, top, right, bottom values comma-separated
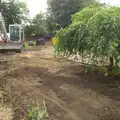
(0, 44, 120, 120)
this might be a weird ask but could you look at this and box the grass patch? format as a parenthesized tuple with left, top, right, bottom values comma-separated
(21, 100, 49, 120)
(84, 65, 120, 76)
(24, 41, 36, 49)
(85, 65, 107, 75)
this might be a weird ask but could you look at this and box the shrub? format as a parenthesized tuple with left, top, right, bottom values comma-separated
(55, 5, 120, 66)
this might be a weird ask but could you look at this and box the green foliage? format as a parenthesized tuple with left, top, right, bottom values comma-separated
(0, 0, 28, 31)
(22, 100, 49, 120)
(33, 12, 46, 36)
(47, 0, 96, 28)
(56, 5, 120, 66)
(84, 65, 120, 76)
(116, 55, 120, 66)
(56, 21, 87, 54)
(25, 25, 35, 37)
(72, 5, 103, 23)
(24, 41, 36, 49)
(110, 67, 120, 75)
(30, 12, 53, 36)
(84, 65, 108, 75)
(55, 5, 103, 55)
(87, 7, 120, 58)
(45, 15, 54, 33)
(25, 0, 98, 37)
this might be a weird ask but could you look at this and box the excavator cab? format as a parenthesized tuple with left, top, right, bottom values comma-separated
(9, 25, 24, 43)
(8, 25, 25, 52)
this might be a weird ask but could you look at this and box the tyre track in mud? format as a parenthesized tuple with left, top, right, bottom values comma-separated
(15, 79, 80, 120)
(6, 65, 81, 120)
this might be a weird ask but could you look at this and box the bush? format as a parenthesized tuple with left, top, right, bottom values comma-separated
(22, 100, 49, 120)
(55, 5, 120, 66)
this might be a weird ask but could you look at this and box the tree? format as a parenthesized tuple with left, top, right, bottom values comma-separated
(25, 12, 54, 37)
(87, 7, 120, 66)
(45, 14, 54, 33)
(25, 25, 35, 37)
(0, 0, 28, 31)
(55, 5, 120, 66)
(47, 0, 96, 28)
(33, 12, 48, 36)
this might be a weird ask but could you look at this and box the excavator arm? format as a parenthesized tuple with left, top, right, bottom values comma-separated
(0, 13, 9, 42)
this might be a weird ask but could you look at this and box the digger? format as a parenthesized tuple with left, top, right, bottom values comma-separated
(0, 12, 25, 52)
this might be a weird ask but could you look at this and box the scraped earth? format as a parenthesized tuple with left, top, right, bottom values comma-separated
(0, 44, 120, 120)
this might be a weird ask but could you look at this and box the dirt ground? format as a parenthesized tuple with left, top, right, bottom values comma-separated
(0, 43, 120, 120)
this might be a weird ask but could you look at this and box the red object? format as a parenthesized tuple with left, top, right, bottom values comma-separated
(19, 40, 24, 44)
(3, 39, 8, 43)
(0, 36, 4, 43)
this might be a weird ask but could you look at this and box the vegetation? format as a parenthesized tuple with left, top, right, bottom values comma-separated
(55, 5, 120, 67)
(47, 0, 96, 28)
(25, 12, 54, 37)
(0, 0, 28, 31)
(26, 0, 99, 37)
(21, 100, 49, 120)
(1, 0, 120, 120)
(25, 25, 35, 37)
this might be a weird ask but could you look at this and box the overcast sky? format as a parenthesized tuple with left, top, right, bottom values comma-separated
(25, 0, 120, 17)
(26, 0, 47, 17)
(101, 0, 120, 5)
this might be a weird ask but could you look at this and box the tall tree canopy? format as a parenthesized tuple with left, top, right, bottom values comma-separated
(25, 12, 52, 36)
(33, 12, 48, 36)
(0, 0, 28, 31)
(47, 0, 96, 28)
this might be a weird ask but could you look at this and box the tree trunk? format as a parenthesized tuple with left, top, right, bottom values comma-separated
(109, 57, 114, 67)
